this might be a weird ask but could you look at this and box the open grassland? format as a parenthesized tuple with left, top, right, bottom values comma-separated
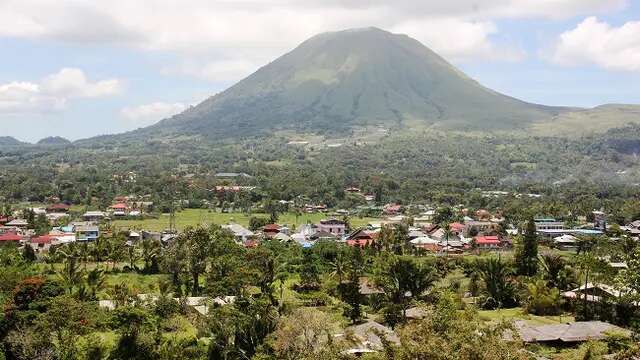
(478, 307, 575, 326)
(112, 209, 378, 232)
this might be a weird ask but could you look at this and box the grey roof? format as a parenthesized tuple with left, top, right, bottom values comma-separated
(514, 321, 629, 343)
(346, 321, 400, 350)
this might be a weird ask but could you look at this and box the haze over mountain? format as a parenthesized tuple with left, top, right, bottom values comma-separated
(139, 27, 568, 139)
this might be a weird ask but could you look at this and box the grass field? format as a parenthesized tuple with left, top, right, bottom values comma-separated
(478, 307, 575, 326)
(112, 209, 379, 232)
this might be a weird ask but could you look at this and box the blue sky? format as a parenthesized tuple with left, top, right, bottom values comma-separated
(1, 0, 639, 142)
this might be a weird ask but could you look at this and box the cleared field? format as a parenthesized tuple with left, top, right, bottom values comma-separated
(478, 307, 575, 326)
(112, 209, 378, 232)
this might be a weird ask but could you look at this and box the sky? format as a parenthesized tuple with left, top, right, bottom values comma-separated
(1, 0, 640, 142)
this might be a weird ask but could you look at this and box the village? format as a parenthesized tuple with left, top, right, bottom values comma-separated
(1, 186, 638, 358)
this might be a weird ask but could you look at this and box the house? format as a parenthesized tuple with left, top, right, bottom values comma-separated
(346, 228, 376, 247)
(46, 203, 70, 213)
(110, 203, 129, 216)
(5, 219, 28, 227)
(534, 218, 565, 231)
(222, 223, 254, 244)
(76, 224, 99, 241)
(512, 320, 629, 344)
(29, 235, 55, 252)
(49, 228, 76, 244)
(410, 236, 440, 251)
(383, 203, 402, 216)
(310, 230, 337, 241)
(553, 234, 578, 250)
(0, 232, 23, 245)
(463, 221, 496, 236)
(83, 211, 107, 222)
(262, 224, 281, 237)
(343, 320, 400, 353)
(316, 219, 347, 237)
(473, 235, 501, 249)
(561, 283, 625, 304)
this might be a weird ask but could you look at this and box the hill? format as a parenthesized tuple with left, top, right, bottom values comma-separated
(532, 104, 640, 137)
(140, 27, 564, 139)
(37, 136, 72, 146)
(0, 136, 26, 147)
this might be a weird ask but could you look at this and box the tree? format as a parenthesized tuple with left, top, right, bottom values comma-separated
(270, 308, 342, 360)
(476, 257, 517, 309)
(516, 218, 538, 277)
(374, 254, 436, 324)
(22, 245, 36, 263)
(523, 279, 562, 315)
(539, 252, 576, 290)
(388, 293, 530, 360)
(298, 249, 320, 291)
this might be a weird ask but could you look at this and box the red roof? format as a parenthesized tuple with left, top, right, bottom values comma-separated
(47, 203, 70, 211)
(0, 217, 8, 224)
(30, 235, 56, 244)
(0, 232, 22, 242)
(450, 222, 465, 232)
(474, 235, 500, 245)
(263, 224, 280, 231)
(111, 203, 128, 210)
(347, 239, 373, 247)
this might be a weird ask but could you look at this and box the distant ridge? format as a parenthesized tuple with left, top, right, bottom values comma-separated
(37, 136, 72, 146)
(0, 136, 27, 147)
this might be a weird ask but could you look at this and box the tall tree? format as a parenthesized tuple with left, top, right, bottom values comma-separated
(516, 218, 538, 276)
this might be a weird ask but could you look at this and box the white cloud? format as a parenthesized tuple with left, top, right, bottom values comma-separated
(549, 17, 640, 72)
(392, 18, 525, 62)
(121, 102, 188, 125)
(0, 68, 122, 115)
(0, 1, 629, 82)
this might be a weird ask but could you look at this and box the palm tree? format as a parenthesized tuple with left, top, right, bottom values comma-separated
(139, 238, 161, 273)
(86, 267, 106, 300)
(329, 251, 347, 285)
(441, 222, 453, 257)
(476, 257, 517, 309)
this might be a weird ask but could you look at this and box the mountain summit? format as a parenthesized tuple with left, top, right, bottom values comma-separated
(146, 27, 562, 137)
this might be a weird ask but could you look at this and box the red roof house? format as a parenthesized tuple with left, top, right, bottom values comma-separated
(450, 222, 465, 234)
(383, 204, 402, 216)
(346, 229, 376, 247)
(110, 203, 128, 210)
(474, 235, 501, 249)
(46, 203, 70, 213)
(263, 224, 280, 237)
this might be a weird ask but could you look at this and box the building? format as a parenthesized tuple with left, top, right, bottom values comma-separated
(222, 224, 254, 244)
(29, 235, 55, 252)
(316, 219, 346, 237)
(534, 218, 565, 231)
(513, 320, 629, 344)
(110, 203, 128, 216)
(76, 224, 99, 242)
(5, 219, 28, 227)
(46, 203, 70, 213)
(262, 224, 281, 237)
(0, 232, 23, 246)
(593, 210, 607, 231)
(346, 228, 376, 247)
(83, 211, 107, 222)
(473, 235, 501, 249)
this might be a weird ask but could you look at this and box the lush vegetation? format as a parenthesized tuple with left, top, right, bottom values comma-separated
(1, 222, 640, 359)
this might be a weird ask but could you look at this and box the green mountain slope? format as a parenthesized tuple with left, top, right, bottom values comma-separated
(143, 27, 563, 138)
(532, 104, 640, 137)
